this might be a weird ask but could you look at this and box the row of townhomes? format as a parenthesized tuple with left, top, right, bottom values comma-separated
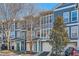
(0, 3, 79, 53)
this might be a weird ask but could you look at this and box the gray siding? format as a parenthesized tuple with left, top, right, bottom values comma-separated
(54, 6, 77, 23)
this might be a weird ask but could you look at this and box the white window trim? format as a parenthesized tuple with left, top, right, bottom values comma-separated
(54, 5, 76, 11)
(71, 10, 78, 22)
(40, 14, 54, 25)
(63, 12, 69, 23)
(71, 26, 78, 38)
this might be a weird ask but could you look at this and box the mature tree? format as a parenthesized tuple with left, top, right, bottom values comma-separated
(49, 16, 69, 56)
(0, 3, 25, 50)
(0, 3, 38, 52)
(8, 3, 24, 19)
(25, 3, 38, 54)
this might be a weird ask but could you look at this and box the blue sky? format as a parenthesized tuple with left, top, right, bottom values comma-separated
(38, 3, 58, 10)
(18, 3, 59, 18)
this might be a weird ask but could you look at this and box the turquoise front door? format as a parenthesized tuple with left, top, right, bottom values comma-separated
(21, 41, 25, 51)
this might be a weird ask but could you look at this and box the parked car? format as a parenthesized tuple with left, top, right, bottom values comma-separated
(65, 47, 79, 56)
(65, 47, 75, 56)
(72, 48, 79, 56)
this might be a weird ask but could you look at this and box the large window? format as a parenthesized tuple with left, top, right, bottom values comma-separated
(43, 30, 46, 38)
(50, 14, 53, 23)
(41, 29, 46, 38)
(47, 16, 49, 24)
(71, 26, 78, 38)
(41, 30, 43, 38)
(35, 30, 40, 38)
(10, 31, 15, 39)
(32, 31, 35, 39)
(21, 31, 26, 39)
(44, 16, 46, 24)
(10, 24, 15, 31)
(71, 10, 78, 22)
(16, 31, 20, 38)
(41, 17, 43, 24)
(63, 12, 69, 23)
(47, 29, 51, 38)
(37, 31, 40, 38)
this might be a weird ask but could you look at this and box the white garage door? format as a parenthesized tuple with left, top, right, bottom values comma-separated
(42, 42, 52, 51)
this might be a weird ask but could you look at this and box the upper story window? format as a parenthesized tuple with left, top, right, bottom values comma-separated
(0, 26, 2, 30)
(16, 31, 20, 38)
(11, 24, 15, 31)
(41, 29, 43, 38)
(41, 17, 44, 24)
(35, 30, 40, 38)
(46, 15, 50, 24)
(10, 31, 15, 39)
(21, 31, 26, 39)
(47, 28, 51, 38)
(47, 15, 51, 24)
(32, 31, 35, 39)
(44, 16, 46, 24)
(51, 14, 54, 23)
(71, 10, 78, 22)
(37, 31, 40, 38)
(71, 26, 78, 38)
(15, 22, 20, 29)
(63, 12, 69, 23)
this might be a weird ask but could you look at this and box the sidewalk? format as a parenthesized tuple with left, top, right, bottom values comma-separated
(0, 50, 37, 56)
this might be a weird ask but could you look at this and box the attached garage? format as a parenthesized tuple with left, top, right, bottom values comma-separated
(42, 41, 52, 52)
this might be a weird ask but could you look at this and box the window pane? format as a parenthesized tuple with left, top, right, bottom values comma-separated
(63, 12, 69, 23)
(10, 31, 15, 39)
(16, 31, 20, 38)
(71, 26, 78, 38)
(44, 30, 46, 37)
(71, 10, 77, 22)
(32, 31, 35, 39)
(41, 30, 43, 38)
(21, 31, 26, 39)
(41, 17, 43, 24)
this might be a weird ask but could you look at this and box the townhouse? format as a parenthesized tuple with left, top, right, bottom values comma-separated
(15, 19, 26, 52)
(53, 3, 79, 50)
(0, 3, 79, 53)
(38, 11, 53, 52)
(9, 11, 54, 53)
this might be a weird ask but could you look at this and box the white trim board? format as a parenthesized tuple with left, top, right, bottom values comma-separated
(63, 12, 69, 23)
(66, 23, 79, 26)
(54, 5, 76, 11)
(71, 10, 78, 22)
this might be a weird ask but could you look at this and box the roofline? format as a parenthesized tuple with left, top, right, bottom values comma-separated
(52, 3, 63, 11)
(54, 4, 76, 11)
